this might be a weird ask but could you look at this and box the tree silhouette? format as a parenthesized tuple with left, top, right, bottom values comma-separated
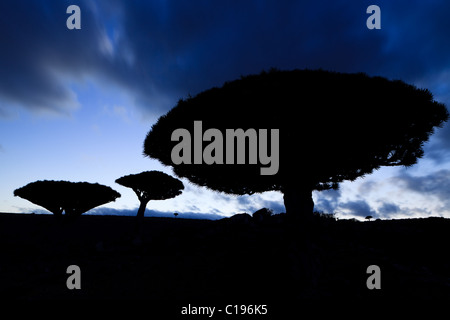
(143, 69, 449, 218)
(115, 171, 184, 222)
(14, 180, 121, 219)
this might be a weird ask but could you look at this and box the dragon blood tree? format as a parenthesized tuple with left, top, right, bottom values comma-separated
(14, 180, 121, 219)
(115, 171, 184, 223)
(143, 69, 448, 218)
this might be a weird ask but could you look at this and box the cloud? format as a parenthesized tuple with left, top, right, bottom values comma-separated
(101, 105, 132, 123)
(377, 202, 401, 218)
(3, 0, 450, 119)
(0, 1, 87, 115)
(314, 188, 342, 213)
(114, 0, 388, 106)
(261, 199, 285, 214)
(339, 199, 376, 218)
(234, 193, 285, 214)
(358, 180, 380, 194)
(115, 0, 450, 91)
(424, 122, 450, 163)
(0, 0, 153, 116)
(394, 170, 450, 208)
(235, 194, 269, 213)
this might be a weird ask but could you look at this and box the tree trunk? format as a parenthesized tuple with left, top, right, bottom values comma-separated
(134, 199, 149, 240)
(283, 186, 314, 219)
(137, 200, 148, 218)
(53, 208, 63, 218)
(136, 200, 149, 223)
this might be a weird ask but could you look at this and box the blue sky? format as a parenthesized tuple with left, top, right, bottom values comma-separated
(1, 0, 450, 220)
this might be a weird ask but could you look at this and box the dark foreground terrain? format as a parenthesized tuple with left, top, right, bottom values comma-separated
(1, 212, 450, 307)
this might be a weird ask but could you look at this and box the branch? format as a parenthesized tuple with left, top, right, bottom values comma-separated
(132, 188, 143, 201)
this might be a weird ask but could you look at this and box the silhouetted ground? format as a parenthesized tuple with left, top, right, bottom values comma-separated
(1, 212, 450, 306)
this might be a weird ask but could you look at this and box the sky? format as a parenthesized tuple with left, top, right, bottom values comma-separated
(1, 0, 450, 220)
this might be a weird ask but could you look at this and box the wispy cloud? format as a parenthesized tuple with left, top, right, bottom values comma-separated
(2, 1, 449, 120)
(339, 200, 376, 218)
(315, 189, 342, 214)
(393, 170, 450, 210)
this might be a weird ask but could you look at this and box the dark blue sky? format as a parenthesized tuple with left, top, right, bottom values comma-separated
(1, 0, 449, 219)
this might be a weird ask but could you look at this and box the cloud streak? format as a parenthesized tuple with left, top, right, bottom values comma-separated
(314, 189, 342, 213)
(394, 170, 450, 208)
(3, 1, 450, 119)
(339, 200, 376, 218)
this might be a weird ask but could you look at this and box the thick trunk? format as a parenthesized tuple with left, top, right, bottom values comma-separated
(54, 207, 63, 217)
(134, 200, 149, 241)
(136, 200, 149, 220)
(283, 186, 314, 218)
